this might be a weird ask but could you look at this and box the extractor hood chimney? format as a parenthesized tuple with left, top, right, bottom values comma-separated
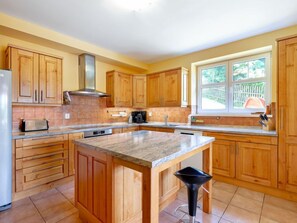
(67, 54, 110, 97)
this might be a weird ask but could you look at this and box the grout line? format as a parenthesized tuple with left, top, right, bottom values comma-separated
(29, 196, 46, 223)
(56, 186, 76, 206)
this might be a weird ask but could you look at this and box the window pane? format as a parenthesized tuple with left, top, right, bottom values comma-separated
(233, 58, 266, 81)
(233, 82, 266, 109)
(201, 65, 226, 84)
(202, 86, 226, 110)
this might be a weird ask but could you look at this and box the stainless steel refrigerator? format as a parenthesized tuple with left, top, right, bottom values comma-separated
(0, 69, 12, 211)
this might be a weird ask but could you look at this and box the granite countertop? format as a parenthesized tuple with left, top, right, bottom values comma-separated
(74, 130, 215, 168)
(12, 122, 277, 139)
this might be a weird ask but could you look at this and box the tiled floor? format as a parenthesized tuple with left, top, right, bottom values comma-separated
(1, 180, 297, 223)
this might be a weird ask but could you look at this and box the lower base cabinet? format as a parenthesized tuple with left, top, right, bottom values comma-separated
(203, 132, 278, 188)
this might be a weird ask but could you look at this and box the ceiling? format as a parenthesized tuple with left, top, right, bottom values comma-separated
(0, 0, 297, 63)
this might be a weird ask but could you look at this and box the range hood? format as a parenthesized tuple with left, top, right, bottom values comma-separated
(67, 54, 110, 97)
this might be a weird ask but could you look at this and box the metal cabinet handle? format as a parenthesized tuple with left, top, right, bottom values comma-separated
(34, 90, 37, 102)
(41, 90, 43, 102)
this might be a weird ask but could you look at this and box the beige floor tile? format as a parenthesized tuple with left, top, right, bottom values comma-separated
(197, 198, 228, 217)
(222, 205, 260, 223)
(0, 197, 44, 223)
(182, 208, 221, 223)
(57, 212, 82, 223)
(31, 188, 78, 223)
(159, 211, 181, 223)
(219, 219, 233, 223)
(262, 203, 297, 223)
(213, 187, 235, 204)
(260, 216, 280, 223)
(213, 182, 238, 194)
(236, 187, 264, 202)
(163, 199, 186, 219)
(58, 187, 75, 205)
(230, 194, 262, 214)
(56, 181, 74, 192)
(177, 186, 203, 203)
(264, 195, 297, 213)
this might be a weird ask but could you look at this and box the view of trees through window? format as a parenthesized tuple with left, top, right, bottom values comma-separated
(199, 54, 269, 112)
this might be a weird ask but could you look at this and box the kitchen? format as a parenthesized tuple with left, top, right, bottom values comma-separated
(0, 0, 297, 223)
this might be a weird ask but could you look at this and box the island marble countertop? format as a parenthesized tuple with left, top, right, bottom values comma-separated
(74, 130, 215, 168)
(12, 122, 277, 139)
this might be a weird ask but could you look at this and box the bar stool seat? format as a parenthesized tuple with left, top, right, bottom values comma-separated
(174, 166, 212, 223)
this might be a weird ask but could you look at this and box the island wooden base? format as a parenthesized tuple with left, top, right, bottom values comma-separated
(75, 143, 212, 223)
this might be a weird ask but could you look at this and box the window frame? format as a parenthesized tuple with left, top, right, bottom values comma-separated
(197, 52, 271, 115)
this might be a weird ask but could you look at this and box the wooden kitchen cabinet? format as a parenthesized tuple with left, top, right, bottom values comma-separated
(6, 46, 63, 105)
(204, 132, 277, 187)
(278, 35, 297, 193)
(106, 70, 132, 107)
(133, 75, 146, 108)
(147, 67, 188, 107)
(236, 142, 277, 187)
(15, 134, 69, 192)
(69, 132, 84, 176)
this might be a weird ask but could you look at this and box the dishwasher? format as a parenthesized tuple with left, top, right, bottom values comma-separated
(174, 129, 203, 170)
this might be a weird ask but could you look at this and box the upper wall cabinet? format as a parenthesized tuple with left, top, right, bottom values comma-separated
(133, 75, 146, 108)
(147, 67, 188, 107)
(6, 46, 63, 105)
(106, 70, 133, 107)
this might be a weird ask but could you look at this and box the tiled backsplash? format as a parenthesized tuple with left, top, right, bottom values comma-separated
(12, 96, 191, 131)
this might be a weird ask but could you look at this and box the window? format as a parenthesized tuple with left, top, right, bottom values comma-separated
(197, 53, 271, 114)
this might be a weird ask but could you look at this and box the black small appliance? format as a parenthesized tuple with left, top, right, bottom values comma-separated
(131, 111, 147, 123)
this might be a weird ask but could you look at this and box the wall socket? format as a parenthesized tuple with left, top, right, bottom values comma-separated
(64, 113, 70, 119)
(148, 112, 152, 117)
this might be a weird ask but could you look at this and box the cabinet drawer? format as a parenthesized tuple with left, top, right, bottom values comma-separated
(16, 150, 68, 170)
(16, 158, 68, 191)
(16, 134, 68, 147)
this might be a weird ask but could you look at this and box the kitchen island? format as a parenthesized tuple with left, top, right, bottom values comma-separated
(73, 130, 214, 223)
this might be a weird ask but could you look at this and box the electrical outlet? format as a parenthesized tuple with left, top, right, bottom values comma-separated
(64, 113, 70, 119)
(149, 112, 152, 117)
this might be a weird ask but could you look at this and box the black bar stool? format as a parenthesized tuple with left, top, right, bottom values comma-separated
(174, 166, 212, 223)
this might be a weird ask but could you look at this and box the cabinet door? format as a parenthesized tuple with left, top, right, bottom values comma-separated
(115, 72, 132, 107)
(212, 140, 236, 178)
(9, 48, 39, 103)
(147, 73, 162, 107)
(163, 69, 181, 107)
(69, 132, 84, 176)
(278, 37, 297, 192)
(106, 72, 115, 107)
(236, 142, 277, 187)
(39, 55, 62, 104)
(133, 75, 146, 108)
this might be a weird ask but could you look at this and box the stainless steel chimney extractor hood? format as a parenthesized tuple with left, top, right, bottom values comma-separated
(67, 54, 110, 97)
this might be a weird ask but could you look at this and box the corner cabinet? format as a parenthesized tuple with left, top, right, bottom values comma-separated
(278, 35, 297, 193)
(106, 70, 133, 107)
(6, 46, 63, 105)
(147, 67, 188, 107)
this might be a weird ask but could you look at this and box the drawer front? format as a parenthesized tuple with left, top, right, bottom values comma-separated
(17, 150, 68, 170)
(16, 158, 69, 191)
(16, 142, 68, 159)
(16, 134, 68, 147)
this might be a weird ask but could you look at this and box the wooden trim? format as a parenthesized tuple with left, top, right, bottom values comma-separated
(276, 34, 297, 42)
(12, 103, 62, 107)
(7, 44, 63, 59)
(147, 67, 188, 75)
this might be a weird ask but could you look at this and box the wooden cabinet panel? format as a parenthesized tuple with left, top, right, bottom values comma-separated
(163, 70, 181, 107)
(133, 75, 146, 108)
(112, 128, 123, 134)
(122, 126, 139, 133)
(139, 126, 157, 131)
(278, 36, 297, 192)
(106, 71, 132, 107)
(69, 132, 84, 176)
(77, 153, 88, 208)
(6, 46, 63, 105)
(7, 47, 39, 103)
(147, 73, 162, 107)
(147, 67, 188, 107)
(212, 140, 235, 178)
(236, 142, 277, 187)
(39, 55, 62, 104)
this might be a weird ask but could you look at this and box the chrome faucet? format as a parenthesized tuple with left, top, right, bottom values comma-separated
(164, 115, 168, 126)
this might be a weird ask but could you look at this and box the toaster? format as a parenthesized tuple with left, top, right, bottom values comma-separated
(21, 119, 49, 132)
